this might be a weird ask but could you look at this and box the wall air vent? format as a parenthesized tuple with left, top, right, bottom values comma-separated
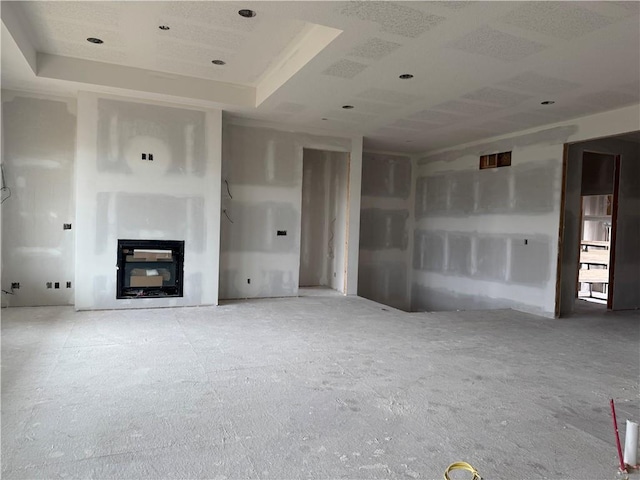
(480, 151, 511, 170)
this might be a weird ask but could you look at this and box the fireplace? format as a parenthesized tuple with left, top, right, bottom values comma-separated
(116, 240, 184, 299)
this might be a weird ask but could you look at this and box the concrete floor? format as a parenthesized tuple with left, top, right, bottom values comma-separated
(2, 291, 638, 479)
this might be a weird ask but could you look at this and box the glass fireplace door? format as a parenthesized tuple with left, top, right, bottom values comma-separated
(116, 240, 184, 298)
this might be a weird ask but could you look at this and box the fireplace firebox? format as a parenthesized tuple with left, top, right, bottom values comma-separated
(116, 240, 184, 299)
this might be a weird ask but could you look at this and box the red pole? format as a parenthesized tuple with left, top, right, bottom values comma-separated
(611, 398, 627, 472)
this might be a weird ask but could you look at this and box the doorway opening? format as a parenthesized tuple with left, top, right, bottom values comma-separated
(576, 152, 616, 309)
(299, 149, 350, 295)
(557, 131, 639, 317)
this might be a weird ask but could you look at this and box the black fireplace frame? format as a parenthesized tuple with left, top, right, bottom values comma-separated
(116, 239, 185, 299)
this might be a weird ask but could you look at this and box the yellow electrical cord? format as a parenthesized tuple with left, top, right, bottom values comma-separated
(444, 461, 482, 480)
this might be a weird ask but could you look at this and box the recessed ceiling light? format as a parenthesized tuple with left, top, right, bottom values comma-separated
(238, 9, 256, 18)
(541, 100, 555, 105)
(211, 59, 226, 65)
(158, 25, 170, 31)
(87, 37, 103, 44)
(342, 105, 354, 109)
(399, 74, 414, 79)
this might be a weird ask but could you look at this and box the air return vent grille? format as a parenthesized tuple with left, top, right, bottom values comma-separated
(480, 151, 511, 170)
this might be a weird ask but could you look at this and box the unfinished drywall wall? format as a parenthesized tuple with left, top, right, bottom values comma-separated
(75, 92, 221, 310)
(412, 104, 639, 317)
(358, 152, 412, 310)
(219, 122, 358, 299)
(1, 91, 75, 307)
(413, 141, 562, 316)
(560, 136, 640, 314)
(300, 151, 326, 287)
(614, 141, 640, 310)
(299, 149, 349, 290)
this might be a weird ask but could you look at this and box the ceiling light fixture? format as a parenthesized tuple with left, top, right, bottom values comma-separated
(211, 59, 226, 65)
(399, 74, 414, 79)
(158, 25, 170, 31)
(342, 105, 354, 109)
(86, 37, 104, 44)
(541, 100, 555, 105)
(321, 118, 328, 121)
(238, 9, 257, 18)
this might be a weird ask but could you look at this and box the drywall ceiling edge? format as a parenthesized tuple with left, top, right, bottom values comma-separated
(255, 23, 343, 106)
(1, 87, 76, 103)
(37, 53, 256, 107)
(362, 148, 416, 158)
(224, 113, 357, 142)
(75, 90, 228, 114)
(1, 6, 36, 73)
(419, 103, 640, 159)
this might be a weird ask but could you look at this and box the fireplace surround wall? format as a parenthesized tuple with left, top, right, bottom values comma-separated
(75, 93, 222, 310)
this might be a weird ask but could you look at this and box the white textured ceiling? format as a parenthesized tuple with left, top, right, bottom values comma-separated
(18, 1, 308, 85)
(2, 1, 639, 153)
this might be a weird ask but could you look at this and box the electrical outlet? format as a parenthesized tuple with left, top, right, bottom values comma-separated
(247, 278, 251, 284)
(46, 282, 52, 289)
(11, 282, 20, 289)
(524, 239, 528, 245)
(54, 282, 60, 289)
(63, 223, 72, 230)
(148, 153, 154, 161)
(142, 153, 147, 160)
(277, 230, 287, 236)
(66, 282, 72, 288)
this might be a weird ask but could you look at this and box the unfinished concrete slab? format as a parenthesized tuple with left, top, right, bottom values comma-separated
(2, 296, 637, 479)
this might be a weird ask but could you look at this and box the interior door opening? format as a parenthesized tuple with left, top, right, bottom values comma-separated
(299, 149, 349, 294)
(574, 152, 619, 312)
(557, 131, 639, 317)
(577, 195, 611, 307)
